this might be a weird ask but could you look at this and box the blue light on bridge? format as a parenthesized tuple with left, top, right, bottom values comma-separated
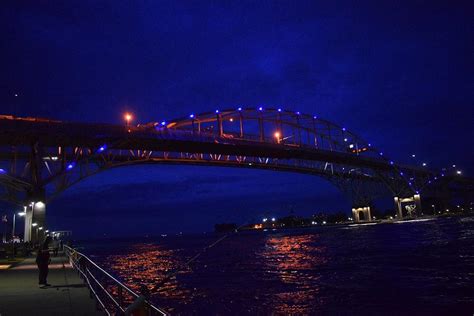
(66, 163, 75, 170)
(277, 108, 282, 112)
(258, 107, 263, 111)
(237, 107, 242, 111)
(98, 145, 107, 152)
(390, 161, 394, 165)
(313, 115, 317, 119)
(0, 168, 6, 174)
(215, 110, 219, 114)
(342, 127, 346, 131)
(296, 111, 301, 115)
(400, 172, 404, 176)
(189, 114, 195, 119)
(379, 152, 383, 156)
(368, 143, 372, 147)
(161, 121, 166, 126)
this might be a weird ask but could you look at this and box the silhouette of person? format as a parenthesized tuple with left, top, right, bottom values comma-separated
(36, 236, 52, 288)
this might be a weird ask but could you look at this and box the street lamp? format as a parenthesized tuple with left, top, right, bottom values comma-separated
(431, 204, 436, 214)
(124, 113, 133, 126)
(274, 131, 281, 144)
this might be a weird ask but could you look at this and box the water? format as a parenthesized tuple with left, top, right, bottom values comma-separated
(82, 216, 474, 315)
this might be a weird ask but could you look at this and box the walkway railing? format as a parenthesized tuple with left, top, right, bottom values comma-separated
(64, 245, 168, 316)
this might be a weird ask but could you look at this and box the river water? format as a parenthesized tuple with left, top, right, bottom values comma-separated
(82, 216, 474, 315)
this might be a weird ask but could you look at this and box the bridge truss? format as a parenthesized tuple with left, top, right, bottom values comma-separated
(0, 108, 472, 238)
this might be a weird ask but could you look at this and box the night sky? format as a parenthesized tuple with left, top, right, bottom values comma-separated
(1, 1, 473, 237)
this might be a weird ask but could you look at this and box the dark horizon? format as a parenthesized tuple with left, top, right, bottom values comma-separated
(1, 1, 473, 237)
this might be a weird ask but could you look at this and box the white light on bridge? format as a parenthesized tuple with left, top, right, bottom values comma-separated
(411, 154, 416, 158)
(277, 108, 282, 112)
(18, 212, 26, 216)
(35, 201, 45, 208)
(262, 218, 267, 222)
(422, 162, 427, 166)
(32, 223, 38, 227)
(258, 107, 263, 111)
(456, 170, 462, 175)
(0, 168, 5, 174)
(237, 107, 242, 111)
(271, 217, 276, 222)
(189, 114, 195, 118)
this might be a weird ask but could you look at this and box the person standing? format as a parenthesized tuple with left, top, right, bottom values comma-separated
(36, 236, 52, 288)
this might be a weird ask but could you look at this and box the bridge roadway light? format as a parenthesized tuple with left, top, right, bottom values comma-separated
(32, 223, 38, 227)
(274, 131, 281, 143)
(124, 113, 133, 126)
(18, 212, 26, 217)
(456, 170, 462, 175)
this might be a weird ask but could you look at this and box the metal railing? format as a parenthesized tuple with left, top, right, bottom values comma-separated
(64, 245, 168, 316)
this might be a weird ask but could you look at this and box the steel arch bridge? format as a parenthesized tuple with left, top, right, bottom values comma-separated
(0, 108, 472, 239)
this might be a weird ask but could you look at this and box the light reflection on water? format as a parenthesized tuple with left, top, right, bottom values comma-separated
(105, 243, 192, 311)
(258, 234, 328, 314)
(88, 216, 474, 315)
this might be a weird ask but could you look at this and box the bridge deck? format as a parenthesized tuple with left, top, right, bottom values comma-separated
(0, 254, 103, 316)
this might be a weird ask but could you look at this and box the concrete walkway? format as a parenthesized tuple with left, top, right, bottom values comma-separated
(0, 254, 104, 316)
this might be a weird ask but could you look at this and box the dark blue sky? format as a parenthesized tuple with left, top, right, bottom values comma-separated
(1, 1, 473, 237)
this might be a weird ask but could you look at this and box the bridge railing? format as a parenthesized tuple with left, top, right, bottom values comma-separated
(64, 245, 167, 316)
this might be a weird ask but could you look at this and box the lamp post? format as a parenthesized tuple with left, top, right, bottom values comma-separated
(124, 113, 133, 126)
(274, 131, 281, 144)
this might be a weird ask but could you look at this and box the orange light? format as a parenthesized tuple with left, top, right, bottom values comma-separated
(124, 113, 132, 122)
(274, 132, 281, 138)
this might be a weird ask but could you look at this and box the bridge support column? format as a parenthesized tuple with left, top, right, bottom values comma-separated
(414, 194, 422, 214)
(394, 194, 422, 219)
(394, 197, 403, 219)
(352, 206, 372, 223)
(24, 201, 46, 243)
(24, 205, 33, 242)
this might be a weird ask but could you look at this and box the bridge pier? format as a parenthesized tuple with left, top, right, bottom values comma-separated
(352, 206, 372, 223)
(23, 188, 47, 243)
(394, 194, 421, 219)
(24, 201, 46, 243)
